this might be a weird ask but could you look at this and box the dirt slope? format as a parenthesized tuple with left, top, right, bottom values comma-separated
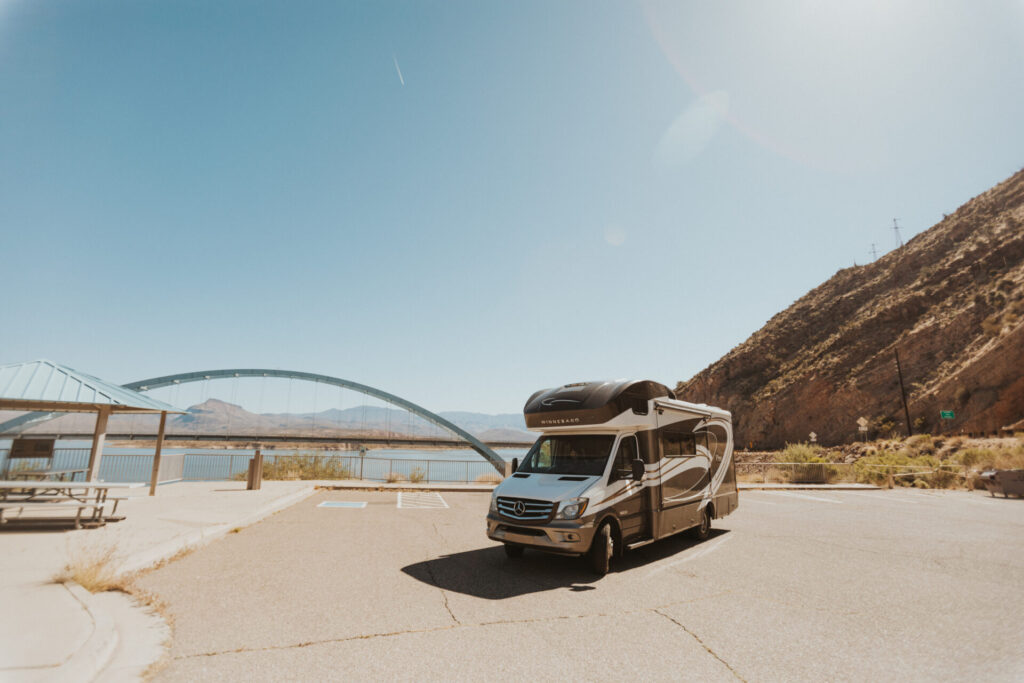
(677, 169, 1024, 448)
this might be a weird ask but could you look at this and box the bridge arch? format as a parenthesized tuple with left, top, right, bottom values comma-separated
(1, 369, 506, 473)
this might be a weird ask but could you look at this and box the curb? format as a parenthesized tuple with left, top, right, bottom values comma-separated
(49, 582, 119, 683)
(319, 482, 497, 493)
(738, 484, 881, 490)
(117, 485, 318, 576)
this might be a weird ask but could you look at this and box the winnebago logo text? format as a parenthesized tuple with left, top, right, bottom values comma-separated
(540, 417, 582, 425)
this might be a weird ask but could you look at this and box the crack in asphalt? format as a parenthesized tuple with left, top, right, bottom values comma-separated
(174, 611, 613, 660)
(427, 522, 461, 625)
(174, 598, 742, 662)
(653, 608, 745, 681)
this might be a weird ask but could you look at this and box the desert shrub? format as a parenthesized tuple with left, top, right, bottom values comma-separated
(779, 443, 838, 483)
(981, 316, 1003, 336)
(871, 416, 897, 440)
(904, 434, 935, 456)
(854, 449, 962, 488)
(385, 471, 406, 483)
(409, 467, 426, 483)
(261, 453, 353, 480)
(957, 444, 1024, 471)
(987, 291, 1007, 308)
(955, 387, 971, 406)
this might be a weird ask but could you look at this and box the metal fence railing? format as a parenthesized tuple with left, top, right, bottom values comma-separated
(0, 448, 185, 485)
(0, 448, 505, 484)
(736, 461, 965, 486)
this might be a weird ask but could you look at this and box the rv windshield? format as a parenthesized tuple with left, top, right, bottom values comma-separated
(517, 435, 615, 476)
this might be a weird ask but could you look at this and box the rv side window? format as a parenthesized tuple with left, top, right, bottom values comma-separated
(663, 432, 696, 458)
(609, 435, 639, 482)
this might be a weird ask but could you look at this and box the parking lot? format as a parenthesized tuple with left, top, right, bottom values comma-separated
(137, 488, 1024, 681)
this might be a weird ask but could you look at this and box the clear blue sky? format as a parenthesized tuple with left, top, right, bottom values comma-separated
(2, 0, 1022, 414)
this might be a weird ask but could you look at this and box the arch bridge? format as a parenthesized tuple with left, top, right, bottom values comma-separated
(0, 368, 509, 473)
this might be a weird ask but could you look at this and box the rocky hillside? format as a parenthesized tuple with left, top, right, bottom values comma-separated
(677, 169, 1024, 448)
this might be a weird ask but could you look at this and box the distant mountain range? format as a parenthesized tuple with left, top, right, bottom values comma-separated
(19, 398, 535, 443)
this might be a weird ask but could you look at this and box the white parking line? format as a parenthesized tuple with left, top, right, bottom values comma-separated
(740, 497, 778, 505)
(397, 492, 449, 509)
(645, 534, 732, 578)
(840, 491, 919, 504)
(765, 491, 843, 504)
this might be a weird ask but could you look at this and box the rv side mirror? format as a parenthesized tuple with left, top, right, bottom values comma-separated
(631, 459, 645, 482)
(512, 457, 519, 473)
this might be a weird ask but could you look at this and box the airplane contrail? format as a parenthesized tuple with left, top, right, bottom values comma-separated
(393, 55, 405, 86)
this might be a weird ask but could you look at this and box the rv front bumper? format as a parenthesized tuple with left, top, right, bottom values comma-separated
(486, 513, 596, 555)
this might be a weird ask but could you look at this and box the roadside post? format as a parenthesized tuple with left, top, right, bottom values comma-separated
(857, 417, 869, 441)
(809, 432, 817, 444)
(246, 448, 264, 490)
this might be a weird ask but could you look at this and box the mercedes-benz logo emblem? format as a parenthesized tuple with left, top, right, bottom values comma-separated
(513, 500, 526, 516)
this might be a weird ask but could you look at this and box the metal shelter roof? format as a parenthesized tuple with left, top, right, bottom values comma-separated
(0, 359, 184, 414)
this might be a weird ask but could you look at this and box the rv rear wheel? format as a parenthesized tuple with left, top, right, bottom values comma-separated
(690, 507, 711, 541)
(587, 522, 613, 576)
(503, 543, 524, 558)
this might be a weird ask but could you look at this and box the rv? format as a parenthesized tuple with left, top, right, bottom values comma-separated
(487, 380, 738, 575)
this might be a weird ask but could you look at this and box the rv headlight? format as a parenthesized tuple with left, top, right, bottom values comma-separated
(555, 497, 589, 520)
(489, 492, 498, 513)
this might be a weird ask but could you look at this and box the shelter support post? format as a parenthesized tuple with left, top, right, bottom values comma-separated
(87, 406, 111, 482)
(149, 411, 167, 496)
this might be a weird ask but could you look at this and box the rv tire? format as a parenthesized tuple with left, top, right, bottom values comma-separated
(690, 506, 711, 541)
(587, 522, 613, 576)
(504, 543, 524, 558)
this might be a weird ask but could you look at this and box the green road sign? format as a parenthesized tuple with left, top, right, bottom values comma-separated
(940, 410, 955, 419)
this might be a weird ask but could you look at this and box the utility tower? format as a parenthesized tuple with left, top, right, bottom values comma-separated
(870, 243, 878, 260)
(892, 218, 904, 249)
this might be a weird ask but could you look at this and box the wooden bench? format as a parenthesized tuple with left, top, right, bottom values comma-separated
(3, 494, 132, 514)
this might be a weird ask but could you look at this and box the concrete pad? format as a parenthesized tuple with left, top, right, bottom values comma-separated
(0, 481, 317, 681)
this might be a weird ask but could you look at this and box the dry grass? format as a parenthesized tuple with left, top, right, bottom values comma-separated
(385, 471, 406, 483)
(474, 473, 502, 484)
(409, 467, 426, 483)
(53, 543, 127, 593)
(52, 541, 185, 681)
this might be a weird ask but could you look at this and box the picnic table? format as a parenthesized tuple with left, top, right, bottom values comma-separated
(0, 481, 143, 529)
(8, 468, 88, 482)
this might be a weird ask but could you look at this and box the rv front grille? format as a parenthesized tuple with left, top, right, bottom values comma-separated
(496, 496, 554, 522)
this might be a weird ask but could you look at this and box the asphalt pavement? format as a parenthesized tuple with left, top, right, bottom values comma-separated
(137, 487, 1024, 682)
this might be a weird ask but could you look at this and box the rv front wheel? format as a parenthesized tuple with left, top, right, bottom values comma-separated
(691, 507, 711, 541)
(587, 522, 613, 576)
(504, 543, 524, 558)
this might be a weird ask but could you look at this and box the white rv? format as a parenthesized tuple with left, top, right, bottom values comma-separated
(487, 380, 738, 575)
